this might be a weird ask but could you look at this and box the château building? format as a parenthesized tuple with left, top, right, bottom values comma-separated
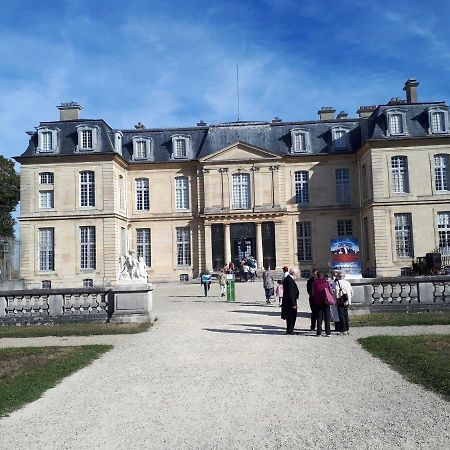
(15, 79, 450, 287)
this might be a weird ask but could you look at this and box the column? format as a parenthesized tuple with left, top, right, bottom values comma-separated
(204, 224, 213, 271)
(256, 222, 263, 269)
(224, 223, 231, 264)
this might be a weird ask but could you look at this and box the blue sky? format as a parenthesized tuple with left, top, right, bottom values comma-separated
(1, 0, 450, 161)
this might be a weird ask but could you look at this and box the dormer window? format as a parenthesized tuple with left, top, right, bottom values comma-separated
(76, 125, 99, 151)
(386, 109, 407, 136)
(428, 107, 449, 134)
(132, 137, 152, 160)
(36, 127, 59, 153)
(331, 126, 350, 151)
(113, 131, 123, 153)
(171, 135, 190, 159)
(290, 129, 310, 153)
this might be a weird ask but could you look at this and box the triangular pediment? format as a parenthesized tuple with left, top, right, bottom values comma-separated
(200, 141, 281, 162)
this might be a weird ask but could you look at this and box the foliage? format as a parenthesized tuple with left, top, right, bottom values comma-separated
(0, 156, 20, 238)
(0, 321, 151, 338)
(359, 334, 450, 400)
(351, 311, 450, 327)
(0, 345, 112, 416)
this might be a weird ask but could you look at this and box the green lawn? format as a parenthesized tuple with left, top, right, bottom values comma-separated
(0, 322, 151, 338)
(351, 311, 450, 327)
(0, 345, 112, 416)
(359, 334, 450, 401)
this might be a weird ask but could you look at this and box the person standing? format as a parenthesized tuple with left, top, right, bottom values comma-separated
(275, 280, 283, 306)
(281, 265, 289, 280)
(262, 266, 274, 304)
(312, 271, 333, 336)
(281, 268, 299, 335)
(219, 271, 227, 297)
(306, 269, 318, 331)
(334, 271, 353, 335)
(201, 270, 212, 297)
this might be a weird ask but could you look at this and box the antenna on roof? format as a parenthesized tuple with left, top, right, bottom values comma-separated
(236, 64, 240, 122)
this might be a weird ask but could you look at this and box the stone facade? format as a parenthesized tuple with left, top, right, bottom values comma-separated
(15, 81, 450, 287)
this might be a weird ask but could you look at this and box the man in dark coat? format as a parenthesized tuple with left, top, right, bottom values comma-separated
(306, 269, 318, 331)
(281, 268, 299, 335)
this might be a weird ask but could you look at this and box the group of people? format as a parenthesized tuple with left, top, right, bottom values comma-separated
(240, 256, 258, 282)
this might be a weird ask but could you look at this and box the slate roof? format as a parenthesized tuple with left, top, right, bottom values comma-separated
(18, 101, 449, 163)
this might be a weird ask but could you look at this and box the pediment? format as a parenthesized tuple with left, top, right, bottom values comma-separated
(200, 141, 281, 162)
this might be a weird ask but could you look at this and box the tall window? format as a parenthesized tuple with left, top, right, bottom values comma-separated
(296, 222, 312, 261)
(337, 220, 352, 237)
(389, 114, 404, 135)
(434, 154, 449, 192)
(438, 213, 450, 255)
(39, 191, 54, 209)
(76, 126, 98, 151)
(136, 178, 150, 211)
(81, 129, 93, 149)
(291, 129, 309, 153)
(41, 131, 52, 152)
(119, 175, 125, 210)
(363, 217, 369, 261)
(40, 172, 54, 184)
(232, 173, 250, 209)
(135, 140, 148, 159)
(39, 228, 54, 271)
(176, 227, 191, 266)
(335, 168, 350, 203)
(37, 128, 58, 153)
(361, 164, 368, 199)
(175, 139, 186, 158)
(137, 228, 151, 267)
(394, 213, 413, 258)
(431, 111, 446, 133)
(391, 156, 409, 193)
(80, 171, 95, 207)
(332, 127, 350, 151)
(294, 171, 309, 204)
(80, 226, 96, 270)
(175, 176, 189, 209)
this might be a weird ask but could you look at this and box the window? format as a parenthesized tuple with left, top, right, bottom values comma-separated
(361, 164, 368, 200)
(294, 171, 309, 204)
(132, 137, 152, 160)
(41, 280, 52, 289)
(428, 107, 449, 134)
(394, 213, 413, 258)
(363, 217, 370, 261)
(76, 125, 98, 151)
(39, 172, 54, 184)
(335, 168, 350, 203)
(437, 212, 450, 256)
(290, 129, 310, 153)
(297, 222, 312, 261)
(175, 176, 189, 209)
(176, 227, 191, 266)
(137, 228, 151, 267)
(232, 173, 251, 209)
(386, 109, 407, 136)
(136, 178, 150, 211)
(39, 191, 54, 209)
(332, 126, 350, 151)
(434, 154, 449, 192)
(39, 228, 54, 271)
(82, 279, 93, 287)
(171, 135, 190, 159)
(80, 171, 95, 207)
(391, 156, 409, 193)
(337, 220, 353, 237)
(118, 175, 125, 210)
(114, 131, 123, 152)
(36, 127, 59, 153)
(80, 226, 96, 270)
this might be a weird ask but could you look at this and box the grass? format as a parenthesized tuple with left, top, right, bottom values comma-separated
(359, 334, 450, 401)
(351, 311, 450, 327)
(0, 322, 151, 338)
(0, 345, 112, 416)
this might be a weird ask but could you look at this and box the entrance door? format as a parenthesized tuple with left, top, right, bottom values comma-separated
(235, 238, 254, 262)
(262, 222, 276, 269)
(231, 223, 256, 267)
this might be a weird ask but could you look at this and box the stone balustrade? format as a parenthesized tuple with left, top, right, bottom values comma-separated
(350, 276, 450, 312)
(0, 284, 154, 325)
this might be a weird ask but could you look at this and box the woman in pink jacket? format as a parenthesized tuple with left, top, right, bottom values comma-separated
(312, 271, 333, 337)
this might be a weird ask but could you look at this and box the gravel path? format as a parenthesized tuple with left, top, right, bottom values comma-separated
(1, 281, 449, 449)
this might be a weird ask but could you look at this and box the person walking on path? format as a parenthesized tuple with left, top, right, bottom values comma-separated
(334, 271, 353, 335)
(262, 266, 274, 304)
(281, 267, 299, 335)
(218, 271, 227, 297)
(312, 271, 333, 336)
(201, 270, 212, 297)
(306, 269, 318, 330)
(275, 280, 283, 306)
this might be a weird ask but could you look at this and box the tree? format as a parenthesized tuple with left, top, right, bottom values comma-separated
(0, 156, 20, 238)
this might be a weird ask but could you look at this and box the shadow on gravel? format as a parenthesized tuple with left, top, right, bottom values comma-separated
(204, 323, 316, 335)
(231, 309, 311, 318)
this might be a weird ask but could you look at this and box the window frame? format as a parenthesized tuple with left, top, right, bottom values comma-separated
(76, 125, 99, 151)
(337, 219, 353, 237)
(335, 168, 351, 203)
(39, 172, 54, 184)
(171, 135, 190, 159)
(132, 136, 152, 160)
(391, 155, 410, 194)
(232, 172, 251, 209)
(39, 190, 54, 209)
(136, 228, 151, 267)
(175, 176, 190, 210)
(79, 171, 95, 207)
(80, 226, 96, 270)
(36, 127, 59, 153)
(331, 126, 350, 151)
(437, 212, 450, 256)
(176, 226, 191, 266)
(38, 228, 55, 272)
(290, 128, 311, 153)
(394, 213, 413, 259)
(434, 154, 450, 192)
(296, 221, 312, 262)
(294, 170, 309, 205)
(386, 108, 408, 137)
(428, 107, 449, 134)
(135, 177, 150, 211)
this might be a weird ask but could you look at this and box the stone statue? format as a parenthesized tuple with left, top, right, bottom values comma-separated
(119, 251, 148, 282)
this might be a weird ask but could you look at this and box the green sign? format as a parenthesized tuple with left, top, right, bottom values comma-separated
(226, 274, 235, 302)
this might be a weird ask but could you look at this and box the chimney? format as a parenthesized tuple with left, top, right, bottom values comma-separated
(388, 97, 406, 106)
(134, 122, 145, 129)
(271, 116, 283, 123)
(318, 107, 336, 120)
(57, 102, 82, 121)
(336, 111, 348, 120)
(403, 78, 419, 103)
(197, 120, 207, 126)
(357, 105, 377, 118)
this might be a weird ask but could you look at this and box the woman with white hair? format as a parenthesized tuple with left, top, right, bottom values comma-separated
(334, 271, 353, 335)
